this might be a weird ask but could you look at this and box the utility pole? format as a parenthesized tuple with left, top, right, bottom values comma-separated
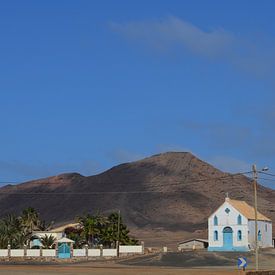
(117, 209, 121, 243)
(252, 164, 259, 271)
(116, 210, 121, 257)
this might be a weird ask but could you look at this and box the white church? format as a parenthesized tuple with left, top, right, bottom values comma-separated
(208, 197, 272, 251)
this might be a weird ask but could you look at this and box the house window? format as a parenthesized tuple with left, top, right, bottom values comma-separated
(225, 208, 230, 214)
(214, 216, 218, 226)
(258, 230, 262, 241)
(238, 230, 242, 241)
(237, 215, 242, 225)
(214, 230, 218, 241)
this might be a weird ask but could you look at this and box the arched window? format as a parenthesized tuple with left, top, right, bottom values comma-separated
(214, 216, 218, 226)
(237, 215, 242, 225)
(237, 230, 242, 241)
(214, 230, 218, 241)
(258, 230, 262, 241)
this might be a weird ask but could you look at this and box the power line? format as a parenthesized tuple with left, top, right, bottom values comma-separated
(259, 171, 275, 177)
(0, 172, 254, 195)
(0, 171, 252, 186)
(258, 177, 275, 183)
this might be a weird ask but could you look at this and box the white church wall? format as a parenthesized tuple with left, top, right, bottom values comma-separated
(208, 200, 249, 250)
(248, 220, 272, 248)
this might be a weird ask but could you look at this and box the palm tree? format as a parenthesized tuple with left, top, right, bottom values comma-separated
(64, 227, 85, 248)
(107, 212, 138, 246)
(78, 213, 108, 247)
(20, 207, 39, 233)
(77, 212, 138, 248)
(40, 235, 56, 249)
(0, 214, 23, 248)
(0, 208, 57, 249)
(101, 223, 116, 248)
(36, 220, 54, 231)
(78, 214, 100, 247)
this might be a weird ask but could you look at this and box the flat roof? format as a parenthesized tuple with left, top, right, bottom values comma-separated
(178, 239, 208, 245)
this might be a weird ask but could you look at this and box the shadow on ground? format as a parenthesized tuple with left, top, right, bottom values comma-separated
(119, 251, 259, 268)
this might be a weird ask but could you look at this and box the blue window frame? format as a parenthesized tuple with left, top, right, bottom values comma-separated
(214, 216, 218, 226)
(237, 230, 242, 241)
(237, 215, 242, 225)
(258, 230, 262, 241)
(214, 230, 218, 241)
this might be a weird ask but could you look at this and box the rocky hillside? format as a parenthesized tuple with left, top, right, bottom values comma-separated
(1, 152, 274, 246)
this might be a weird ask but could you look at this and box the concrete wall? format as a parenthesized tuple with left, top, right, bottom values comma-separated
(88, 249, 101, 257)
(26, 250, 40, 257)
(208, 200, 249, 250)
(119, 245, 143, 253)
(102, 249, 117, 257)
(42, 249, 56, 257)
(0, 245, 143, 259)
(10, 249, 24, 257)
(73, 249, 86, 257)
(0, 250, 8, 257)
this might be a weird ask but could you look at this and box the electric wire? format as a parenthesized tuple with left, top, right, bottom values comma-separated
(0, 172, 253, 195)
(257, 177, 275, 182)
(259, 171, 275, 177)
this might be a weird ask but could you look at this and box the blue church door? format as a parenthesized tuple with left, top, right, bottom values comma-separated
(58, 243, 71, 258)
(223, 227, 233, 250)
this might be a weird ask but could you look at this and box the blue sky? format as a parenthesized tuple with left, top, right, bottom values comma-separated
(1, 1, 275, 187)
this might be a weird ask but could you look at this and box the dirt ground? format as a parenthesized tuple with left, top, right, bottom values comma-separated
(0, 265, 241, 275)
(0, 250, 274, 275)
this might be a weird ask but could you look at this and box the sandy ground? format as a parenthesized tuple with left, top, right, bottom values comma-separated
(0, 250, 274, 274)
(0, 265, 242, 275)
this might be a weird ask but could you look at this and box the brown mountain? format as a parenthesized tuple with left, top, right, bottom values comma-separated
(1, 152, 274, 246)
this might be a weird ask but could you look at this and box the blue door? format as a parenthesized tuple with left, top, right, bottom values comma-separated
(223, 227, 233, 250)
(58, 243, 71, 259)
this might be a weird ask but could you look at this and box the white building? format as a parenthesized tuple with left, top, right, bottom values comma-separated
(208, 197, 272, 251)
(30, 223, 78, 248)
(178, 239, 208, 251)
(30, 231, 63, 248)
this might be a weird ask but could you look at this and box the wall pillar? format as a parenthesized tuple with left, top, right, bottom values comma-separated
(99, 244, 103, 257)
(116, 241, 119, 257)
(23, 244, 27, 258)
(85, 244, 88, 260)
(55, 242, 58, 258)
(7, 244, 11, 259)
(70, 243, 73, 258)
(141, 241, 145, 254)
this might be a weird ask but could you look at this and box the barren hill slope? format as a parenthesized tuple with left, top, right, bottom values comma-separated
(1, 152, 274, 246)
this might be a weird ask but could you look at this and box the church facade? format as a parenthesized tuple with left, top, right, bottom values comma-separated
(208, 197, 272, 251)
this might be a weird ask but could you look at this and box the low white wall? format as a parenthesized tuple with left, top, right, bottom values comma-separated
(26, 250, 40, 257)
(103, 249, 117, 257)
(73, 249, 86, 257)
(0, 246, 142, 258)
(10, 249, 24, 257)
(88, 249, 100, 257)
(119, 245, 143, 253)
(42, 249, 56, 257)
(0, 250, 8, 257)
